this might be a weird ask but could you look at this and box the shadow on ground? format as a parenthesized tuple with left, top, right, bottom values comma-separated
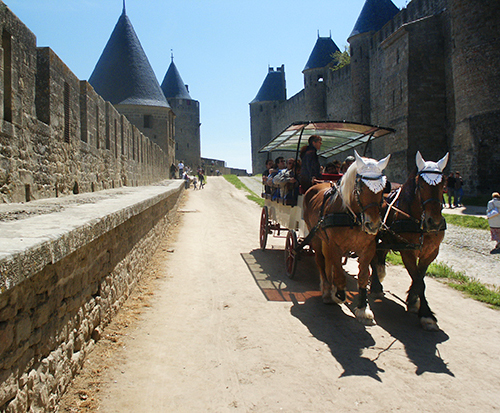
(242, 249, 453, 379)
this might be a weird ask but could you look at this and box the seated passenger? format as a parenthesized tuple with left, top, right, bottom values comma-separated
(267, 157, 285, 199)
(273, 158, 299, 200)
(262, 159, 275, 195)
(325, 160, 341, 175)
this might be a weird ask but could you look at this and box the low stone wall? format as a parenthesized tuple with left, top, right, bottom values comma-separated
(0, 180, 184, 412)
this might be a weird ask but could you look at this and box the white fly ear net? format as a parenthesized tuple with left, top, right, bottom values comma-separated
(416, 152, 447, 186)
(419, 167, 443, 186)
(357, 161, 387, 194)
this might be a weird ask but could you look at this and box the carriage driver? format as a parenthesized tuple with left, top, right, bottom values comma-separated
(299, 135, 322, 193)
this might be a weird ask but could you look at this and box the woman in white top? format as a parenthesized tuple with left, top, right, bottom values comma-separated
(487, 192, 500, 254)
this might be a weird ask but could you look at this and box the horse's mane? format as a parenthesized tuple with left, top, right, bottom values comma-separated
(399, 167, 418, 206)
(339, 161, 358, 209)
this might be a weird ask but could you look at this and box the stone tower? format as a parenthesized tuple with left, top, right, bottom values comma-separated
(348, 0, 399, 124)
(249, 65, 286, 174)
(303, 35, 340, 120)
(448, 0, 500, 193)
(161, 56, 201, 170)
(89, 5, 175, 165)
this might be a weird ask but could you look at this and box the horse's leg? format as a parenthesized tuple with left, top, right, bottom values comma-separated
(354, 247, 376, 325)
(400, 250, 421, 312)
(401, 246, 440, 331)
(328, 247, 346, 304)
(370, 249, 388, 298)
(312, 238, 334, 304)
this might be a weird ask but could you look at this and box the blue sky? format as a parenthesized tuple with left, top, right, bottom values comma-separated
(5, 0, 409, 171)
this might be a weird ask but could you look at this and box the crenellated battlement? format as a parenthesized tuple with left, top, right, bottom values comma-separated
(0, 2, 170, 204)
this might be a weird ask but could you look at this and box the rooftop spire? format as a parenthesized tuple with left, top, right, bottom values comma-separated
(171, 49, 174, 63)
(161, 60, 192, 100)
(122, 0, 126, 15)
(303, 36, 340, 71)
(349, 0, 399, 38)
(251, 65, 286, 103)
(89, 11, 170, 108)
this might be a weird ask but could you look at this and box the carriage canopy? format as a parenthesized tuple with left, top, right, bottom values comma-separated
(258, 121, 395, 158)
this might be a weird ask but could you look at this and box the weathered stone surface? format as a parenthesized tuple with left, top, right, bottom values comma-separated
(0, 179, 183, 411)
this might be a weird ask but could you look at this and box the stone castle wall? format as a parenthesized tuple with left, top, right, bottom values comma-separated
(0, 184, 184, 412)
(250, 0, 500, 194)
(0, 3, 169, 204)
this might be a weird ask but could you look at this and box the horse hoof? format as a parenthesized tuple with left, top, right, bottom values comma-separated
(420, 317, 439, 331)
(355, 306, 376, 326)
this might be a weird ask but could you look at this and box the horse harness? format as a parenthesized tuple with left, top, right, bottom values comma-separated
(377, 169, 447, 251)
(296, 175, 383, 252)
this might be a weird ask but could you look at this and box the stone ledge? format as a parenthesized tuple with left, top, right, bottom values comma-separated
(0, 180, 184, 292)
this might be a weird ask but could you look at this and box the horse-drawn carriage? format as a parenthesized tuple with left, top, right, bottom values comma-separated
(258, 121, 449, 330)
(259, 121, 394, 276)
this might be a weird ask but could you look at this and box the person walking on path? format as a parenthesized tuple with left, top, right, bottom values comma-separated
(197, 169, 205, 189)
(487, 192, 500, 254)
(178, 161, 184, 179)
(454, 171, 464, 207)
(446, 172, 456, 208)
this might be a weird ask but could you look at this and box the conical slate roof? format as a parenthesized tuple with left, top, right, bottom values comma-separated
(161, 60, 192, 100)
(303, 36, 340, 72)
(251, 66, 286, 104)
(349, 0, 400, 38)
(89, 9, 170, 108)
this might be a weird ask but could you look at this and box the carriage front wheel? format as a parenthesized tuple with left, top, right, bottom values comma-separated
(285, 229, 298, 278)
(259, 206, 269, 250)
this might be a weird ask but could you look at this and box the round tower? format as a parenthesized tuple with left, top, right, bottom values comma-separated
(249, 65, 286, 174)
(302, 34, 340, 121)
(348, 0, 399, 124)
(161, 56, 201, 170)
(89, 6, 175, 166)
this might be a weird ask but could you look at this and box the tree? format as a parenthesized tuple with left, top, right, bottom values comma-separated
(330, 46, 350, 71)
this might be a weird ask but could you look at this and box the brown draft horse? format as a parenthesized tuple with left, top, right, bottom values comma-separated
(370, 151, 449, 331)
(303, 151, 390, 325)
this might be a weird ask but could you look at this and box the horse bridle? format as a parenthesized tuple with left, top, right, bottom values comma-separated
(416, 169, 444, 206)
(415, 170, 445, 231)
(350, 174, 386, 231)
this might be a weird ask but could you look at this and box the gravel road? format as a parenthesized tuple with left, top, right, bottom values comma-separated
(240, 176, 500, 288)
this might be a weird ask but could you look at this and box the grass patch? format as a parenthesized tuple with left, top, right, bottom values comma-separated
(223, 175, 264, 207)
(443, 213, 489, 230)
(443, 193, 490, 207)
(386, 252, 500, 308)
(386, 251, 403, 266)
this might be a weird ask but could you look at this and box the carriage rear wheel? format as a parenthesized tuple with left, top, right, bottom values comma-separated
(259, 206, 269, 250)
(285, 229, 298, 278)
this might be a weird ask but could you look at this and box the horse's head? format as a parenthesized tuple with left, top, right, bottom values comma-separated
(415, 151, 449, 231)
(341, 151, 391, 235)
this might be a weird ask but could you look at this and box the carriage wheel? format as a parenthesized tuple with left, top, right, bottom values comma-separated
(285, 229, 298, 278)
(259, 206, 269, 250)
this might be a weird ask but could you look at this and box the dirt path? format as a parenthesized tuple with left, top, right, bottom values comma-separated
(60, 177, 500, 412)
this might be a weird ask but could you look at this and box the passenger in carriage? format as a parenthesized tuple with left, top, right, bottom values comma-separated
(340, 155, 355, 173)
(273, 158, 300, 200)
(266, 157, 286, 199)
(262, 159, 275, 194)
(325, 160, 341, 175)
(299, 135, 322, 192)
